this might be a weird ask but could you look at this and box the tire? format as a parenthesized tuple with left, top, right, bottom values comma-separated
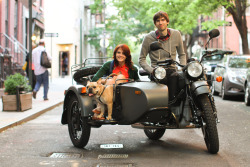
(211, 81, 219, 96)
(144, 129, 166, 140)
(198, 94, 219, 154)
(67, 95, 91, 148)
(245, 85, 250, 106)
(221, 82, 229, 100)
(73, 66, 101, 83)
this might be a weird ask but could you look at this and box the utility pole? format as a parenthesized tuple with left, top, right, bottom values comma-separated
(103, 0, 106, 57)
(28, 0, 32, 87)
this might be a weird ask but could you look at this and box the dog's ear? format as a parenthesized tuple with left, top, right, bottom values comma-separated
(97, 78, 102, 85)
(87, 81, 90, 85)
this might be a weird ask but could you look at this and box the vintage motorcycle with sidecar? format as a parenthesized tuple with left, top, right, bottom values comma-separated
(61, 29, 220, 154)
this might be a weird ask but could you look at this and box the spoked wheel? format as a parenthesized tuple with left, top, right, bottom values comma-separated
(199, 94, 219, 154)
(144, 129, 166, 140)
(67, 96, 91, 148)
(245, 86, 250, 106)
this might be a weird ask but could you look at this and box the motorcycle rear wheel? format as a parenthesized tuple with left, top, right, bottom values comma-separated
(67, 95, 91, 148)
(199, 94, 219, 154)
(144, 129, 166, 140)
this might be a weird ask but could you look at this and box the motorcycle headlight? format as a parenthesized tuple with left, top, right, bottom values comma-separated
(154, 67, 166, 80)
(187, 62, 203, 78)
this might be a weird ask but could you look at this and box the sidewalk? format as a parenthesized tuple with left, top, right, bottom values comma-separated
(0, 76, 73, 132)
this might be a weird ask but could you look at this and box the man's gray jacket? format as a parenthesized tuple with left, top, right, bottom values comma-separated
(139, 28, 186, 74)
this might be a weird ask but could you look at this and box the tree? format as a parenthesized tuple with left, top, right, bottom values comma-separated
(201, 0, 250, 54)
(89, 0, 250, 57)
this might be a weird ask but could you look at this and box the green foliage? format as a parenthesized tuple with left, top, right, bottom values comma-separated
(4, 73, 32, 95)
(90, 0, 103, 14)
(201, 20, 228, 31)
(88, 0, 250, 56)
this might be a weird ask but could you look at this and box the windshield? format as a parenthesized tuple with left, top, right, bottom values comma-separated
(203, 54, 223, 61)
(228, 57, 250, 68)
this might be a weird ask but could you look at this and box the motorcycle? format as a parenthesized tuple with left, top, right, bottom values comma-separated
(61, 29, 220, 154)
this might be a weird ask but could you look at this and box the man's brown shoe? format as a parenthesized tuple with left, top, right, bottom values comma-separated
(33, 91, 37, 99)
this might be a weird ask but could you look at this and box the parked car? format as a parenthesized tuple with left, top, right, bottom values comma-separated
(194, 49, 234, 85)
(212, 55, 250, 100)
(244, 68, 250, 106)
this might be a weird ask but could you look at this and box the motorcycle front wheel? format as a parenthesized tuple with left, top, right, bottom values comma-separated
(198, 94, 219, 154)
(144, 129, 166, 140)
(67, 95, 91, 148)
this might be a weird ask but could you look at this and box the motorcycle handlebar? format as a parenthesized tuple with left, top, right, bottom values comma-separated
(157, 59, 184, 68)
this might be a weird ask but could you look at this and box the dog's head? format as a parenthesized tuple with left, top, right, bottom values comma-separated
(86, 79, 103, 96)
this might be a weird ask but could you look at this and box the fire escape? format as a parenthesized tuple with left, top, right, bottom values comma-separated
(0, 33, 28, 88)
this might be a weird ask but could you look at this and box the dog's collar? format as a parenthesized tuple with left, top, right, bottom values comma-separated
(98, 85, 107, 104)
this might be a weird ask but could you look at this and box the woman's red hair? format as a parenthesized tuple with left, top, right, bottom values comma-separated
(113, 44, 133, 69)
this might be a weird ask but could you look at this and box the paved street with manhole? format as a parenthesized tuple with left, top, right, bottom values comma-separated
(0, 96, 250, 167)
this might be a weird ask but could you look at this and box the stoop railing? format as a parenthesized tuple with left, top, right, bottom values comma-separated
(0, 33, 27, 88)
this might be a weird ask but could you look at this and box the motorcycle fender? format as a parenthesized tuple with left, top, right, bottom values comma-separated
(61, 85, 95, 124)
(191, 81, 211, 96)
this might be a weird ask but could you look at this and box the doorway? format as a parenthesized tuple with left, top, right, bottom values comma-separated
(59, 51, 69, 76)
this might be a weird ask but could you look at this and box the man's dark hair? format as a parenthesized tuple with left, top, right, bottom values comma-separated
(153, 11, 169, 24)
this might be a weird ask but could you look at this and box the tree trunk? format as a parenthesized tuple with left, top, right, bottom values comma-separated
(224, 0, 249, 54)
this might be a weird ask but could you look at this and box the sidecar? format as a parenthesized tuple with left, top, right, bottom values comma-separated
(61, 70, 169, 148)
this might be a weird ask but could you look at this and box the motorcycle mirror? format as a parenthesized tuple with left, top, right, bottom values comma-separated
(150, 41, 163, 51)
(205, 29, 220, 50)
(209, 29, 220, 39)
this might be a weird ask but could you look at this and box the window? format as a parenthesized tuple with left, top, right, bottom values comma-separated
(14, 0, 18, 39)
(5, 0, 9, 47)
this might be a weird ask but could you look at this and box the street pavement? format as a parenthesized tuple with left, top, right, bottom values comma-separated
(0, 76, 73, 132)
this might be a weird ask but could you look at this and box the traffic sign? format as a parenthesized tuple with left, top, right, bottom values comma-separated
(44, 33, 59, 37)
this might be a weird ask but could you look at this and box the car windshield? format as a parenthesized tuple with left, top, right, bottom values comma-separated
(203, 54, 223, 61)
(228, 57, 250, 68)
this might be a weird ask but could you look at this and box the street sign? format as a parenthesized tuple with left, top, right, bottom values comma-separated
(44, 33, 59, 37)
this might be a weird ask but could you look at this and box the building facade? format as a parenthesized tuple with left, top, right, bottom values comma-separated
(0, 0, 44, 87)
(44, 0, 98, 78)
(195, 5, 250, 55)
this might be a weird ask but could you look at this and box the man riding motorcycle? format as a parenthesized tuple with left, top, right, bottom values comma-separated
(139, 11, 186, 100)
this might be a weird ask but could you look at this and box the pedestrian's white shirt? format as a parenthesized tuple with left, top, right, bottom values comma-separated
(32, 45, 52, 75)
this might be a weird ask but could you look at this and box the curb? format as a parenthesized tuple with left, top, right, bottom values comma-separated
(0, 101, 63, 133)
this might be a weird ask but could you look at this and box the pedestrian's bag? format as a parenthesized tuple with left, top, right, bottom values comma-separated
(40, 51, 51, 68)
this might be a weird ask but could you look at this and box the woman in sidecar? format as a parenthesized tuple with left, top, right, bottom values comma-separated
(89, 44, 139, 120)
(91, 44, 139, 83)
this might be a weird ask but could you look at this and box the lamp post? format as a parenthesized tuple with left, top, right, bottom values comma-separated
(103, 0, 106, 57)
(28, 0, 32, 87)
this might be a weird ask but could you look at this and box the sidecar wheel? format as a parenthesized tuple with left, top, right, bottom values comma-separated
(67, 95, 91, 148)
(199, 94, 219, 154)
(144, 129, 166, 140)
(73, 66, 101, 83)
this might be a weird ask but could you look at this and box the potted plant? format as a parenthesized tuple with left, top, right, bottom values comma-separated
(2, 73, 32, 111)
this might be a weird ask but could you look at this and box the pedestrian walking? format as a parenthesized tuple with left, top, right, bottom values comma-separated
(32, 39, 52, 101)
(139, 11, 186, 100)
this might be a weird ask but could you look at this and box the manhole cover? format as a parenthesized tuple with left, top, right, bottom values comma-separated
(100, 144, 123, 149)
(49, 153, 82, 158)
(98, 154, 128, 159)
(97, 164, 133, 167)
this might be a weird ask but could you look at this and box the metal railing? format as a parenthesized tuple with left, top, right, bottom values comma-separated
(0, 33, 27, 88)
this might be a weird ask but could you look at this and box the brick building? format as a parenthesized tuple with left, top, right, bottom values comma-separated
(195, 6, 250, 55)
(0, 0, 44, 87)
